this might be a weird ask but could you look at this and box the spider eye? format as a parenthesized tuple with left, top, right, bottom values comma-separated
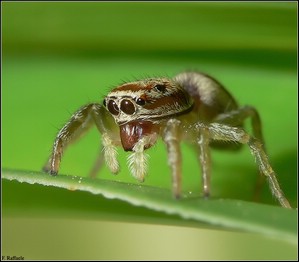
(136, 97, 146, 106)
(155, 84, 166, 93)
(120, 99, 135, 115)
(107, 100, 119, 115)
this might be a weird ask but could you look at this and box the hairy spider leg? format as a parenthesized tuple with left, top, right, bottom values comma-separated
(197, 127, 211, 198)
(194, 122, 291, 208)
(163, 119, 182, 199)
(43, 103, 120, 175)
(214, 105, 264, 143)
(214, 105, 266, 201)
(88, 145, 105, 178)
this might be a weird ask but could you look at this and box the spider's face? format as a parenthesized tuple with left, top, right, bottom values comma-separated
(103, 78, 193, 125)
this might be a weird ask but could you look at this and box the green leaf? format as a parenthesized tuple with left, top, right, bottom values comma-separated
(2, 2, 297, 259)
(2, 168, 297, 245)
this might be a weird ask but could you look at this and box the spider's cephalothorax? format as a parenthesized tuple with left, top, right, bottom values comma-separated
(43, 72, 291, 208)
(104, 78, 193, 151)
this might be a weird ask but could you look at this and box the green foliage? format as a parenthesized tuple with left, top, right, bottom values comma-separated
(2, 169, 297, 243)
(2, 2, 297, 260)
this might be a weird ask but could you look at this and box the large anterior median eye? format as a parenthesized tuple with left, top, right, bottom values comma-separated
(120, 99, 135, 115)
(107, 100, 119, 115)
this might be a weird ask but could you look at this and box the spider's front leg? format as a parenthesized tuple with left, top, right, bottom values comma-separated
(195, 122, 291, 208)
(43, 103, 120, 176)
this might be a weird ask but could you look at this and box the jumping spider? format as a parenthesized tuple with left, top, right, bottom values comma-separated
(43, 71, 291, 208)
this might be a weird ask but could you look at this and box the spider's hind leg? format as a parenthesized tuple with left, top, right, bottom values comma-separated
(214, 105, 267, 200)
(214, 105, 264, 144)
(195, 122, 291, 208)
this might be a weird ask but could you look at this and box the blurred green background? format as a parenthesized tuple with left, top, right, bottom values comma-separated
(2, 2, 297, 260)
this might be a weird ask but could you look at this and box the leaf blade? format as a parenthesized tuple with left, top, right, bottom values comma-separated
(2, 168, 297, 244)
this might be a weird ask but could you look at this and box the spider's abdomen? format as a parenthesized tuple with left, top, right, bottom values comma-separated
(173, 72, 239, 122)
